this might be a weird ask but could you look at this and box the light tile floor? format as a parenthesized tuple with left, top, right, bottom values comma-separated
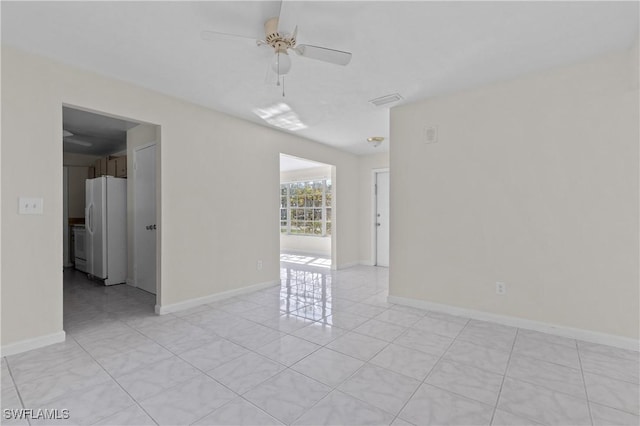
(2, 255, 638, 425)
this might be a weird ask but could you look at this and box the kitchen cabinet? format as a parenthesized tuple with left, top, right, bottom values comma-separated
(107, 158, 117, 177)
(95, 155, 127, 178)
(115, 156, 127, 177)
(94, 158, 107, 176)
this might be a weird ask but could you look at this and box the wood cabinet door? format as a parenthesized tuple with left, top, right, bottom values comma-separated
(107, 158, 117, 176)
(116, 156, 127, 177)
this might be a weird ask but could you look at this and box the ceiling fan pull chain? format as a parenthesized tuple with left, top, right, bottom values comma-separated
(282, 76, 285, 97)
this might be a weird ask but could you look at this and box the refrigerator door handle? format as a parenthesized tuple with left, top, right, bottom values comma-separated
(87, 204, 93, 234)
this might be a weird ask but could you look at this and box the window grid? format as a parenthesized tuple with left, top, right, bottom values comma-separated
(280, 179, 331, 237)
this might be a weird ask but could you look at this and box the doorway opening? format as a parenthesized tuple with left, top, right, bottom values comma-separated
(373, 169, 390, 267)
(62, 105, 161, 329)
(279, 154, 334, 269)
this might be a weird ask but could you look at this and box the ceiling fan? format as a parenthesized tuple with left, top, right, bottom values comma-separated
(63, 130, 92, 147)
(201, 6, 352, 86)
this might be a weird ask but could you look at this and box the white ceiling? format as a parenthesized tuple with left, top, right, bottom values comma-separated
(2, 1, 638, 155)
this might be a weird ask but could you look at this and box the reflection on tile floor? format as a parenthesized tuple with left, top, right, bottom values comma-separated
(2, 256, 638, 425)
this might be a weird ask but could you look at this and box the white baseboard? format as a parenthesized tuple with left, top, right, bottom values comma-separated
(126, 278, 136, 287)
(388, 296, 639, 352)
(280, 249, 331, 258)
(1, 331, 66, 357)
(336, 261, 360, 270)
(359, 260, 375, 266)
(155, 280, 280, 315)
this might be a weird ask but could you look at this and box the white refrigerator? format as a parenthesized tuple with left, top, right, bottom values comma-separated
(85, 176, 127, 285)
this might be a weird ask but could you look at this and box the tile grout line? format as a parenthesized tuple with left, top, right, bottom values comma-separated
(388, 316, 468, 425)
(275, 327, 393, 424)
(83, 313, 275, 425)
(69, 330, 161, 426)
(259, 317, 400, 425)
(3, 357, 32, 426)
(576, 340, 595, 426)
(488, 327, 519, 426)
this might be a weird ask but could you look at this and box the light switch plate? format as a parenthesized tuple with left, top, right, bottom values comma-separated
(424, 126, 438, 144)
(19, 197, 44, 215)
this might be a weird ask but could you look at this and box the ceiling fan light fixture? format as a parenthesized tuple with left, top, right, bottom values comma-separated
(367, 136, 384, 147)
(271, 50, 291, 75)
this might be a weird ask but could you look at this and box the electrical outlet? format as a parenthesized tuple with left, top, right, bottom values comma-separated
(257, 260, 263, 271)
(496, 282, 506, 295)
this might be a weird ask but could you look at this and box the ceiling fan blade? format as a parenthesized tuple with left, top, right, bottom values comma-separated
(201, 30, 260, 46)
(276, 0, 296, 34)
(293, 44, 352, 66)
(63, 129, 74, 137)
(277, 0, 284, 23)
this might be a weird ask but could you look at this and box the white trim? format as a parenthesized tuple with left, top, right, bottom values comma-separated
(282, 249, 330, 256)
(336, 261, 360, 270)
(359, 260, 376, 266)
(1, 331, 66, 357)
(280, 248, 331, 258)
(388, 296, 639, 351)
(126, 277, 136, 286)
(371, 168, 390, 266)
(155, 280, 280, 315)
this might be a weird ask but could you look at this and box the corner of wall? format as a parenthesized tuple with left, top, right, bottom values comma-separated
(629, 33, 639, 91)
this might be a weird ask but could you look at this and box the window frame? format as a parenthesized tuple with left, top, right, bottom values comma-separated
(280, 178, 331, 237)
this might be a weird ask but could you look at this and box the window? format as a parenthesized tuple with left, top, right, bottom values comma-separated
(281, 179, 332, 236)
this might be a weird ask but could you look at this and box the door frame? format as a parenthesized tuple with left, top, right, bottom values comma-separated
(371, 168, 390, 266)
(133, 141, 159, 295)
(63, 167, 71, 267)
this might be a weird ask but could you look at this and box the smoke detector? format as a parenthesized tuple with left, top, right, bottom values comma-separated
(367, 136, 384, 147)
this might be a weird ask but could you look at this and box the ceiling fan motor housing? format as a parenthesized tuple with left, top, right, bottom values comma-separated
(264, 17, 295, 52)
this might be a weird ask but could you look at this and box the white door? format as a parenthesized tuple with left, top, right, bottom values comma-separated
(375, 171, 390, 267)
(134, 144, 157, 294)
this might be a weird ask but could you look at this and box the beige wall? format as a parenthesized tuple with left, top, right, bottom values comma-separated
(1, 47, 360, 347)
(358, 152, 390, 265)
(126, 124, 160, 284)
(390, 48, 639, 339)
(280, 235, 332, 257)
(280, 165, 332, 256)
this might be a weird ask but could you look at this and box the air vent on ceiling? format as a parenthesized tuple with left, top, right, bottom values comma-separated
(369, 93, 403, 107)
